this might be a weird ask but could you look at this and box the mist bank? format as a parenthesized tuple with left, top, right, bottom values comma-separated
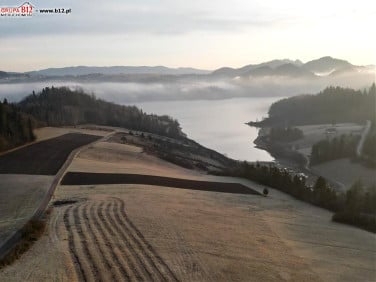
(0, 70, 374, 104)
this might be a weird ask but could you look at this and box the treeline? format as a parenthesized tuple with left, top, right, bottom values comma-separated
(269, 126, 303, 142)
(250, 84, 376, 127)
(310, 134, 359, 165)
(333, 181, 376, 233)
(221, 162, 376, 232)
(0, 99, 37, 151)
(362, 123, 376, 165)
(18, 87, 184, 139)
(224, 162, 339, 210)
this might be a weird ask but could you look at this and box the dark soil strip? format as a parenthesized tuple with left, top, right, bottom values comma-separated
(61, 172, 260, 195)
(113, 197, 179, 282)
(53, 200, 78, 206)
(89, 202, 131, 281)
(0, 133, 101, 175)
(97, 202, 144, 281)
(63, 206, 86, 282)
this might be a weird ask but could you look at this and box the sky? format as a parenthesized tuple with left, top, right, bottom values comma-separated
(1, 0, 375, 72)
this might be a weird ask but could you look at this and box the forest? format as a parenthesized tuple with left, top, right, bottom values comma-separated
(0, 99, 37, 151)
(18, 87, 184, 139)
(362, 123, 376, 165)
(310, 134, 359, 165)
(221, 162, 376, 232)
(0, 86, 186, 152)
(249, 84, 376, 127)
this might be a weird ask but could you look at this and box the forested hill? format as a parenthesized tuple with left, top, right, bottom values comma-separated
(0, 100, 39, 151)
(18, 87, 184, 139)
(249, 84, 376, 127)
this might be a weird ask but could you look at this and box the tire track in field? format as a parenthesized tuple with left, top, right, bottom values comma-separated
(88, 202, 132, 281)
(82, 203, 121, 282)
(97, 201, 146, 281)
(104, 200, 159, 281)
(64, 199, 179, 282)
(111, 197, 179, 282)
(63, 206, 86, 282)
(72, 205, 104, 281)
(113, 198, 209, 281)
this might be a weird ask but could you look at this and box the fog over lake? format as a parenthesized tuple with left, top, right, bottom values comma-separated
(1, 76, 371, 161)
(136, 98, 278, 161)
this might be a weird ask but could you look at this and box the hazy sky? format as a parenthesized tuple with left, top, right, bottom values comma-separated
(1, 0, 375, 71)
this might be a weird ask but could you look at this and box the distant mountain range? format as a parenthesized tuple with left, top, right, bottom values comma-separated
(0, 56, 374, 82)
(211, 56, 373, 78)
(26, 66, 211, 76)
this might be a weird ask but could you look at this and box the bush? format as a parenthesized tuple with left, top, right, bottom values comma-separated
(263, 188, 269, 196)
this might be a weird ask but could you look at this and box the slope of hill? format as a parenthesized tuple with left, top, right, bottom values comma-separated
(303, 56, 354, 74)
(211, 59, 303, 76)
(211, 56, 361, 78)
(18, 87, 185, 139)
(0, 100, 39, 151)
(249, 84, 376, 127)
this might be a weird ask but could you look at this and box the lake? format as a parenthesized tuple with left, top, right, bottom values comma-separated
(136, 97, 279, 162)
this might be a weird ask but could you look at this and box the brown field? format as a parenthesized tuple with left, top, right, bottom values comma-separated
(61, 172, 260, 195)
(0, 133, 101, 175)
(0, 137, 375, 281)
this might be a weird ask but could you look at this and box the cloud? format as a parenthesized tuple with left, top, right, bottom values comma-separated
(0, 0, 283, 38)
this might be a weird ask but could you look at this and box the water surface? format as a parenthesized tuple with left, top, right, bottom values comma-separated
(136, 97, 279, 161)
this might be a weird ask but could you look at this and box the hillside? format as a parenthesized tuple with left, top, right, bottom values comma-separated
(249, 84, 376, 127)
(0, 100, 39, 151)
(211, 56, 361, 78)
(18, 87, 185, 139)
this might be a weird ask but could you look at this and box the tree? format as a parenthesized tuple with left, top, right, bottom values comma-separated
(0, 102, 4, 134)
(345, 180, 364, 212)
(263, 188, 269, 196)
(27, 118, 35, 141)
(313, 176, 337, 209)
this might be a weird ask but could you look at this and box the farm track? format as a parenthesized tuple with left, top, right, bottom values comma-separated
(63, 198, 178, 282)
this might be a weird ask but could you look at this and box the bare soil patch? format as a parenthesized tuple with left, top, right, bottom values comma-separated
(0, 133, 101, 175)
(61, 172, 260, 195)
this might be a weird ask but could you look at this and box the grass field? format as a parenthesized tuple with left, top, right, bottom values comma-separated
(1, 134, 375, 281)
